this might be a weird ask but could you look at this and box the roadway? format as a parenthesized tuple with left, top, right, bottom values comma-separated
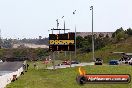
(0, 62, 23, 76)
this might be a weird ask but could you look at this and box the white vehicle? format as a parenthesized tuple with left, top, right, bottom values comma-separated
(111, 52, 132, 65)
(0, 59, 3, 62)
(128, 58, 132, 65)
(122, 60, 129, 64)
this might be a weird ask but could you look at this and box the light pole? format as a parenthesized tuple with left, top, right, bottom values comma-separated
(62, 16, 66, 33)
(90, 6, 95, 61)
(56, 19, 59, 33)
(0, 29, 1, 48)
(73, 10, 76, 14)
(61, 16, 67, 57)
(73, 10, 77, 59)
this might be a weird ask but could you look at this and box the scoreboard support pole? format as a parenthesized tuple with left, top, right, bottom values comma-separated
(64, 21, 67, 57)
(70, 51, 72, 68)
(75, 26, 76, 59)
(65, 51, 67, 57)
(53, 51, 55, 70)
(51, 29, 55, 70)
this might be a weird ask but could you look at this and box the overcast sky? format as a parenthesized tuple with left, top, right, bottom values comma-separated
(0, 0, 132, 39)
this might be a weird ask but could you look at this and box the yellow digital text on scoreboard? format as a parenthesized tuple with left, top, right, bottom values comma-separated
(49, 40, 74, 45)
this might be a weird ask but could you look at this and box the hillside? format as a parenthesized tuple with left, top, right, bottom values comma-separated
(76, 37, 132, 63)
(55, 37, 132, 63)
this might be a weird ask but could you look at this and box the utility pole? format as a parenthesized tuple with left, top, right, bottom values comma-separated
(73, 10, 77, 59)
(52, 28, 55, 70)
(0, 29, 2, 49)
(90, 6, 95, 61)
(53, 50, 55, 70)
(75, 26, 76, 59)
(62, 16, 65, 33)
(56, 19, 59, 33)
(62, 16, 67, 57)
(70, 51, 71, 67)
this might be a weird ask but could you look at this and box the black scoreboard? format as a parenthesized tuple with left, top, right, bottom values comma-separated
(49, 33, 75, 51)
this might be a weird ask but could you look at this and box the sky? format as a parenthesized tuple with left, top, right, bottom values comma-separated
(0, 0, 132, 39)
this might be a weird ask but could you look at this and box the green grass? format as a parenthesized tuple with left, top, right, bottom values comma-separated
(6, 37, 132, 88)
(6, 61, 132, 88)
(76, 37, 132, 63)
(55, 37, 132, 63)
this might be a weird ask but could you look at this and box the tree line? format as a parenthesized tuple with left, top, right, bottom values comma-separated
(0, 48, 49, 61)
(0, 27, 131, 61)
(76, 27, 132, 53)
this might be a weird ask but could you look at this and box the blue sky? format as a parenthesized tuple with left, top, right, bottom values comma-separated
(0, 0, 132, 39)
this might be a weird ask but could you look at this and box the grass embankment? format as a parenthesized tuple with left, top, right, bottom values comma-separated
(6, 61, 132, 88)
(6, 37, 132, 88)
(77, 43, 132, 63)
(57, 37, 132, 63)
(78, 37, 132, 63)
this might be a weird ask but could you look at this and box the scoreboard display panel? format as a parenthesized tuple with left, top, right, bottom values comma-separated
(49, 34, 57, 40)
(69, 33, 75, 40)
(58, 34, 68, 40)
(49, 45, 57, 51)
(49, 40, 74, 45)
(49, 33, 75, 51)
(49, 45, 75, 51)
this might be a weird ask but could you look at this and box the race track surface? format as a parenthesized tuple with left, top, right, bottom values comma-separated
(0, 62, 23, 71)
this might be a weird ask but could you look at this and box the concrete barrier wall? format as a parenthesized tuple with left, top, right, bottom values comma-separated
(0, 67, 23, 88)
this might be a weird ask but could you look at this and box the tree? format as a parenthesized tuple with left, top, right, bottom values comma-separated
(84, 35, 92, 43)
(13, 49, 28, 58)
(106, 34, 109, 38)
(2, 39, 12, 48)
(80, 41, 91, 52)
(116, 30, 126, 41)
(99, 33, 104, 38)
(94, 37, 105, 50)
(0, 49, 4, 59)
(112, 27, 128, 41)
(125, 28, 132, 35)
(76, 36, 84, 48)
(36, 48, 49, 60)
(112, 27, 124, 38)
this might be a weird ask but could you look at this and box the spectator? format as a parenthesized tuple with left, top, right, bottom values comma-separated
(23, 64, 26, 70)
(27, 64, 29, 70)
